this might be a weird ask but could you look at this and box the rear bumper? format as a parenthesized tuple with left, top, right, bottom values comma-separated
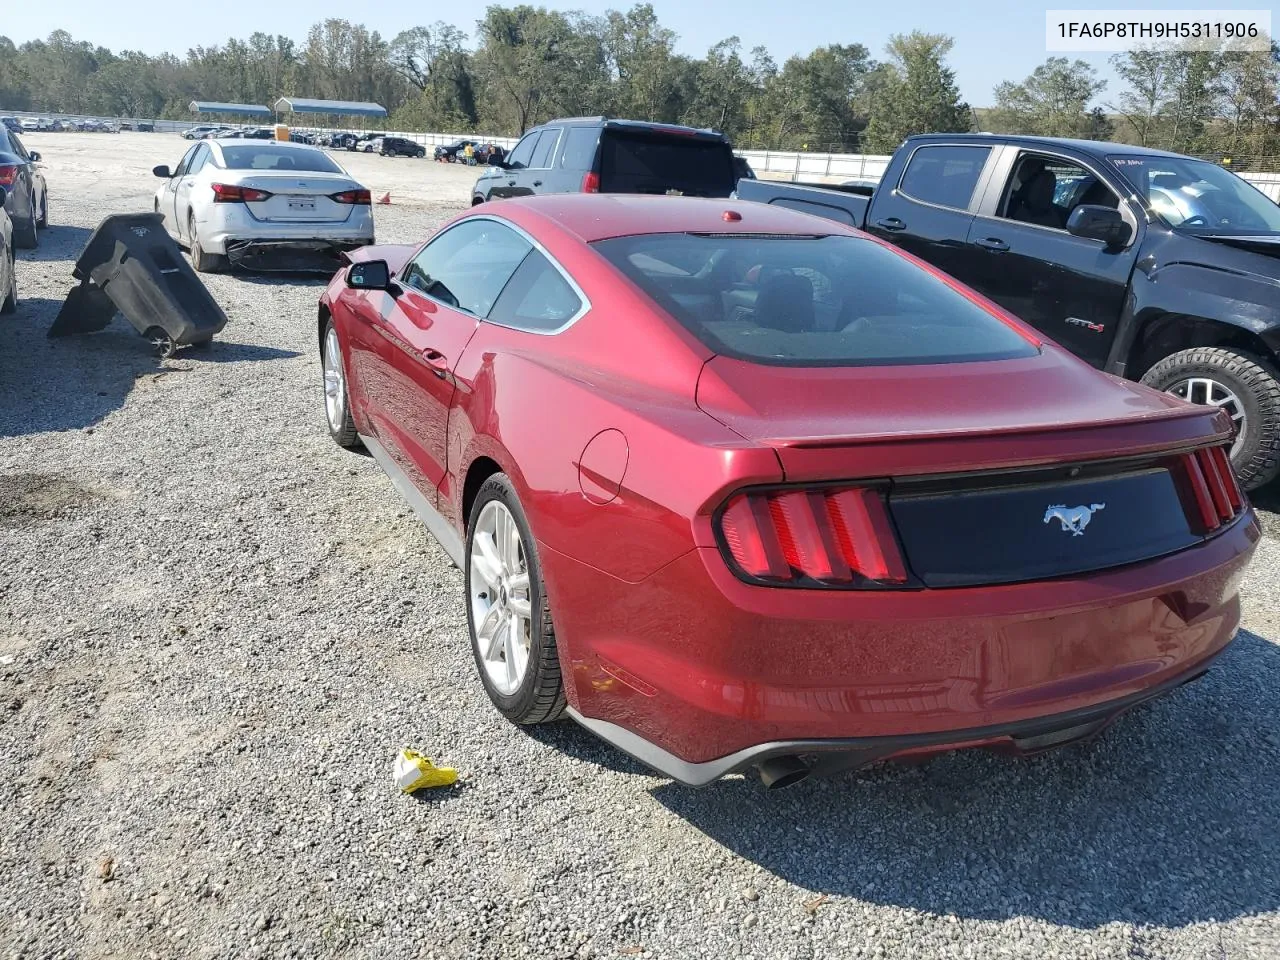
(200, 206, 374, 256)
(568, 648, 1222, 786)
(224, 238, 373, 272)
(541, 511, 1258, 781)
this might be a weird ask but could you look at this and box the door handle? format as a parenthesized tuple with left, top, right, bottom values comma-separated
(876, 217, 906, 231)
(974, 237, 1010, 252)
(420, 348, 448, 378)
(532, 180, 542, 187)
(507, 179, 516, 186)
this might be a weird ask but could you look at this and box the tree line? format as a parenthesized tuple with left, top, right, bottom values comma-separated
(0, 4, 1277, 163)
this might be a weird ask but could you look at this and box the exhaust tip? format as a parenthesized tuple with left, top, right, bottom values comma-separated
(757, 755, 811, 790)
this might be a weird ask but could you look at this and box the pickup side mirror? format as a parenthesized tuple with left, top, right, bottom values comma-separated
(1067, 204, 1132, 248)
(347, 259, 392, 290)
(152, 164, 172, 179)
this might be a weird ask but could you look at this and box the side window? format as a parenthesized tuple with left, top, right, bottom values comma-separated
(173, 146, 198, 178)
(401, 219, 532, 317)
(770, 197, 857, 227)
(6, 132, 30, 161)
(999, 152, 1119, 231)
(488, 251, 584, 332)
(560, 127, 599, 170)
(189, 144, 210, 174)
(531, 128, 561, 169)
(897, 145, 990, 211)
(506, 131, 541, 170)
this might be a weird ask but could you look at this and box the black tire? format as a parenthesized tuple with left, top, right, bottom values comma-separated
(36, 192, 47, 229)
(415, 149, 425, 159)
(145, 327, 177, 359)
(188, 214, 225, 273)
(1, 249, 16, 315)
(1141, 347, 1280, 491)
(321, 320, 360, 449)
(12, 209, 37, 249)
(465, 474, 566, 725)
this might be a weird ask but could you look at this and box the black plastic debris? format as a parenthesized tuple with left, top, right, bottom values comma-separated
(50, 213, 228, 355)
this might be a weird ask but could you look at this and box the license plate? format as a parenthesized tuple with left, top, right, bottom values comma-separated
(288, 198, 315, 211)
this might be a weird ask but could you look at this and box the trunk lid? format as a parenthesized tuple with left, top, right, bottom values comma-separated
(697, 349, 1239, 587)
(234, 173, 358, 223)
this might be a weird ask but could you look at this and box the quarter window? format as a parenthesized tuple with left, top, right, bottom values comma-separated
(898, 145, 990, 211)
(560, 127, 599, 169)
(488, 252, 584, 332)
(401, 220, 532, 317)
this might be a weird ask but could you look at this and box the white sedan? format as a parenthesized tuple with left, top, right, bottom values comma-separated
(152, 139, 375, 273)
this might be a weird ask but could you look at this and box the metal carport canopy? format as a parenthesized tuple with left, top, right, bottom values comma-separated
(272, 98, 387, 118)
(188, 101, 273, 117)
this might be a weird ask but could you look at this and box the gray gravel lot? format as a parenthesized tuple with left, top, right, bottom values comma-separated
(2, 132, 1280, 960)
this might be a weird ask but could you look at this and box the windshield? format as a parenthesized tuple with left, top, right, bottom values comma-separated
(219, 145, 343, 173)
(593, 233, 1038, 367)
(1109, 155, 1280, 235)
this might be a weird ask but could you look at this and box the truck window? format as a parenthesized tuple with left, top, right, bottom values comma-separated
(531, 128, 561, 169)
(506, 131, 540, 170)
(560, 127, 600, 170)
(999, 152, 1119, 231)
(897, 145, 990, 210)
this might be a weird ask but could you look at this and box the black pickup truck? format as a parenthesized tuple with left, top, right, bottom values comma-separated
(737, 134, 1280, 489)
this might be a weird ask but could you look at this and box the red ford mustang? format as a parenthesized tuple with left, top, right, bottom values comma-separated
(317, 195, 1257, 788)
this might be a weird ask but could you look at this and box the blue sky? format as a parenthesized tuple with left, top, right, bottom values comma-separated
(2, 0, 1218, 107)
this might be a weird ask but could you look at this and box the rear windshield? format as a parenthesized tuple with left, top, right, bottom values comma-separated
(219, 145, 343, 173)
(593, 233, 1038, 366)
(599, 133, 736, 198)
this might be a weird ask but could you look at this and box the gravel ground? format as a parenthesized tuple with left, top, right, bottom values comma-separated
(2, 132, 1280, 960)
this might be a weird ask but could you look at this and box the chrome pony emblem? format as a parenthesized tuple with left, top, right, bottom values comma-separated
(1044, 503, 1105, 536)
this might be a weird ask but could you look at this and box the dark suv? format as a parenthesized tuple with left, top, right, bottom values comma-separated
(472, 117, 737, 204)
(380, 136, 426, 159)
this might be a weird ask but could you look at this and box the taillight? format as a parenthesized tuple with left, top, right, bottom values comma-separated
(331, 189, 371, 205)
(716, 485, 909, 587)
(211, 183, 273, 203)
(0, 165, 18, 187)
(1179, 446, 1245, 533)
(581, 171, 600, 193)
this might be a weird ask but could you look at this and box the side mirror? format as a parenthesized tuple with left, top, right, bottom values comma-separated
(347, 259, 391, 290)
(28, 151, 40, 163)
(152, 164, 172, 178)
(1067, 204, 1132, 248)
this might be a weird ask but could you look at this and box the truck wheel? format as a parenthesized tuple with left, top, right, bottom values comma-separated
(1141, 347, 1280, 491)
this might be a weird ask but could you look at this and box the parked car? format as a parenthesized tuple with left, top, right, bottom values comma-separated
(317, 194, 1256, 787)
(435, 139, 479, 162)
(737, 135, 1280, 490)
(471, 117, 738, 204)
(20, 118, 39, 132)
(152, 139, 374, 273)
(182, 125, 220, 140)
(379, 136, 426, 158)
(361, 137, 383, 154)
(0, 127, 48, 248)
(0, 117, 19, 134)
(348, 133, 380, 152)
(0, 186, 16, 315)
(135, 121, 155, 133)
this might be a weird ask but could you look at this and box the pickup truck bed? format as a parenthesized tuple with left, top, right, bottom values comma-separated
(735, 178, 872, 229)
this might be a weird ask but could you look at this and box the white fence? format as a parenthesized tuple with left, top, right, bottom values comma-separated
(5, 107, 1279, 198)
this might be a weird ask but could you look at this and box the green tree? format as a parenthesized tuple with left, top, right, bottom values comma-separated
(988, 56, 1108, 138)
(863, 32, 969, 153)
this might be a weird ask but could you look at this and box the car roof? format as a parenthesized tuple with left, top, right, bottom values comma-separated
(539, 116, 728, 140)
(208, 138, 324, 150)
(907, 132, 1195, 161)
(491, 194, 858, 244)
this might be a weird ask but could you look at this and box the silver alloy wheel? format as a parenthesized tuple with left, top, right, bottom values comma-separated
(323, 326, 346, 431)
(469, 500, 533, 696)
(1167, 376, 1248, 458)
